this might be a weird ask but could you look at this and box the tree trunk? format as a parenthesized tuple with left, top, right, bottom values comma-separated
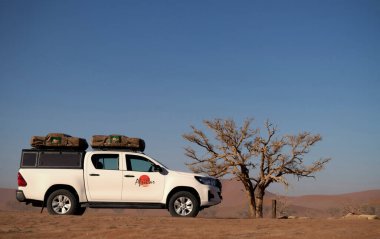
(255, 188, 265, 218)
(246, 188, 256, 218)
(239, 165, 256, 218)
(240, 176, 256, 218)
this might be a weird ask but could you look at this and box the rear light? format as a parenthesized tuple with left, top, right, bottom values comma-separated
(18, 172, 27, 187)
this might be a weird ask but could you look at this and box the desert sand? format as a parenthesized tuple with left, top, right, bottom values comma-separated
(2, 182, 380, 238)
(0, 210, 379, 239)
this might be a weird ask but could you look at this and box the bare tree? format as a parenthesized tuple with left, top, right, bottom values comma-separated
(183, 118, 331, 218)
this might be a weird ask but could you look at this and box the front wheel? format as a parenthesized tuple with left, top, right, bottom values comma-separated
(168, 191, 200, 217)
(47, 189, 78, 215)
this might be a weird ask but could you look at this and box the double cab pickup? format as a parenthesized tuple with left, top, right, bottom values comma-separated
(17, 149, 222, 217)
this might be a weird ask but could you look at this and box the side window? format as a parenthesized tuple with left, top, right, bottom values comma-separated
(21, 152, 38, 167)
(91, 154, 119, 170)
(126, 155, 154, 172)
(38, 152, 82, 168)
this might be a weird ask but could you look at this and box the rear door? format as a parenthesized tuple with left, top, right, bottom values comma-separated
(122, 154, 165, 202)
(85, 153, 123, 201)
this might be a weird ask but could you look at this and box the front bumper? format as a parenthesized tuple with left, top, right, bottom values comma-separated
(200, 185, 222, 207)
(208, 190, 223, 201)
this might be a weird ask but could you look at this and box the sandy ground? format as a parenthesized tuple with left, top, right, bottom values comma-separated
(0, 211, 379, 239)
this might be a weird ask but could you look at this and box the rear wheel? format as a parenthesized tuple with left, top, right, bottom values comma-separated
(47, 189, 78, 215)
(168, 191, 199, 217)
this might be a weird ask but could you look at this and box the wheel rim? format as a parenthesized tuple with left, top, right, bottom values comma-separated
(174, 196, 193, 216)
(52, 195, 72, 214)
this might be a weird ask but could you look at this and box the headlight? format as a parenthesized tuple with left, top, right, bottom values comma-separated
(194, 176, 217, 186)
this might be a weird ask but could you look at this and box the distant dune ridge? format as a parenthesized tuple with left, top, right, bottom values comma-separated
(2, 180, 380, 218)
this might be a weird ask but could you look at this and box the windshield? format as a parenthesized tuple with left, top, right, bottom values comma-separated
(150, 156, 169, 169)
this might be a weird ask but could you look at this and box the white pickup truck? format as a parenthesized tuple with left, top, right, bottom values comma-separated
(16, 149, 222, 217)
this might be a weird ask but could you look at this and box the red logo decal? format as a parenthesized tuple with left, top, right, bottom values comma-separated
(139, 175, 150, 187)
(135, 175, 155, 187)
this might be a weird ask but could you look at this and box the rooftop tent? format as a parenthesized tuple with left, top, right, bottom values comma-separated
(91, 135, 145, 152)
(30, 133, 88, 150)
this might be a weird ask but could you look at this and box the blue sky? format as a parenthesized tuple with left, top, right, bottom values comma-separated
(0, 0, 379, 195)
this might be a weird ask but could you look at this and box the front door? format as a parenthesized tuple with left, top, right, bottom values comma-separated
(85, 153, 123, 201)
(122, 154, 165, 202)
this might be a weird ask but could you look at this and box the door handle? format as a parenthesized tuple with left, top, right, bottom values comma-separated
(89, 174, 100, 176)
(124, 175, 135, 178)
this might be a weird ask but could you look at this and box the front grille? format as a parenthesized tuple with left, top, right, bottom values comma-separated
(216, 179, 222, 192)
(208, 190, 214, 201)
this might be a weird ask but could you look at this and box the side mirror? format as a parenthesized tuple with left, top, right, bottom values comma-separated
(153, 165, 162, 172)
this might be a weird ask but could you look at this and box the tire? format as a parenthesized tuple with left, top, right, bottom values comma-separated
(47, 189, 78, 215)
(168, 191, 199, 217)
